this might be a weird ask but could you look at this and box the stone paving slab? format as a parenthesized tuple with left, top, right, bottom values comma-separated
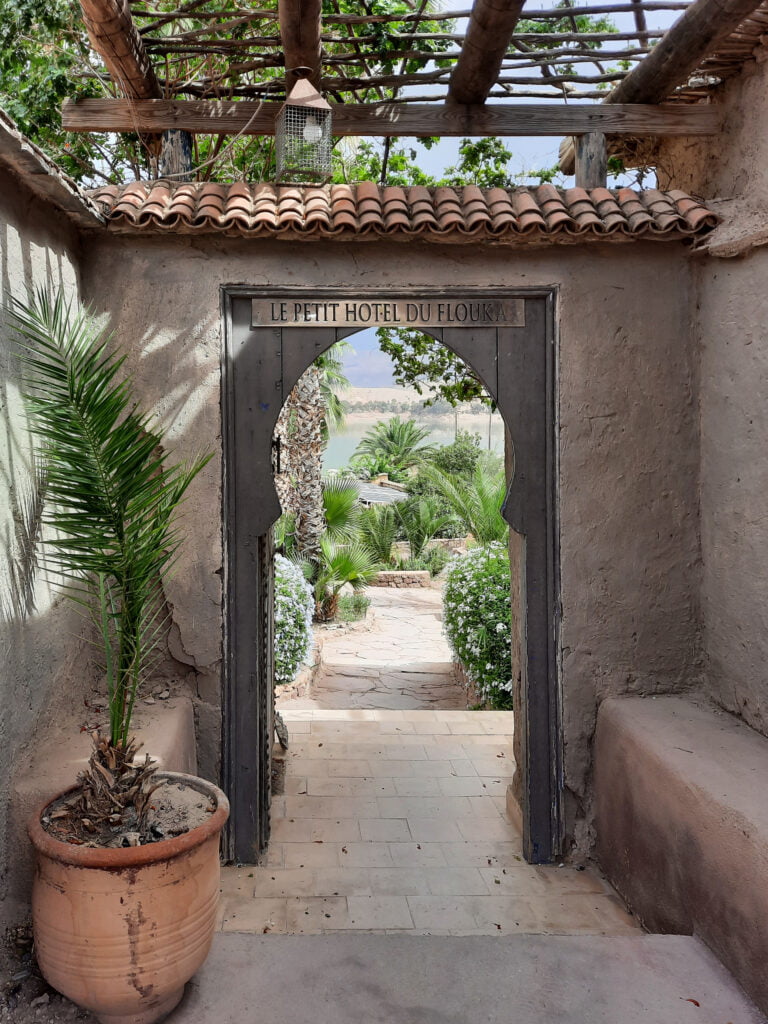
(220, 711, 639, 938)
(169, 934, 767, 1024)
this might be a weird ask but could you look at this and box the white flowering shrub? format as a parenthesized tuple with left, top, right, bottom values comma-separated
(274, 554, 314, 686)
(442, 542, 513, 709)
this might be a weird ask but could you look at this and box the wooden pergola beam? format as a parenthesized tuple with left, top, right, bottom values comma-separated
(561, 0, 768, 173)
(448, 0, 528, 105)
(62, 98, 722, 137)
(79, 0, 161, 99)
(278, 0, 323, 91)
(78, 0, 197, 177)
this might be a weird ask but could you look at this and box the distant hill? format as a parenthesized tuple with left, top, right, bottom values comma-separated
(341, 386, 424, 406)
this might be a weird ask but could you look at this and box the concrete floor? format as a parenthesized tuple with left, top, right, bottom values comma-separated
(170, 933, 767, 1024)
(218, 710, 639, 936)
(195, 588, 766, 1022)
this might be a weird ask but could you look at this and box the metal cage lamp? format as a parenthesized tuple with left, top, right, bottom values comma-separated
(275, 78, 332, 184)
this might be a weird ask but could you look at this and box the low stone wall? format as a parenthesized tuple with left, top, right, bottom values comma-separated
(454, 660, 482, 706)
(596, 695, 768, 1015)
(370, 570, 431, 588)
(275, 639, 321, 702)
(391, 538, 468, 560)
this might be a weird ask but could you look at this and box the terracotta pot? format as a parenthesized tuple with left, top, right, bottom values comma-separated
(28, 771, 229, 1024)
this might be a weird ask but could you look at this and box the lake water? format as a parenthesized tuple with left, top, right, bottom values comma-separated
(323, 412, 506, 471)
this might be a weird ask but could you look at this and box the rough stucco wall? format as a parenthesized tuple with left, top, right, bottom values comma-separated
(0, 167, 87, 924)
(656, 58, 768, 739)
(80, 234, 701, 854)
(693, 254, 768, 737)
(656, 58, 768, 199)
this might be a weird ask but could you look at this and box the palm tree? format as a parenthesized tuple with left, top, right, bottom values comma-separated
(359, 504, 399, 565)
(10, 290, 209, 756)
(422, 464, 508, 545)
(395, 498, 452, 559)
(352, 417, 435, 480)
(273, 342, 351, 558)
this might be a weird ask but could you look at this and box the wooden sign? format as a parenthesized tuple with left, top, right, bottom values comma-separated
(251, 296, 524, 328)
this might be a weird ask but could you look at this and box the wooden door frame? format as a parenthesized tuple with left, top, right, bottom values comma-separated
(221, 285, 561, 864)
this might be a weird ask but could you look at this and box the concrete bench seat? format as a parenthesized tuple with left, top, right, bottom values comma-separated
(596, 695, 768, 1014)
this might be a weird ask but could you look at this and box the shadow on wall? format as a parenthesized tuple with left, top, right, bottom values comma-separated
(80, 260, 225, 785)
(0, 202, 100, 923)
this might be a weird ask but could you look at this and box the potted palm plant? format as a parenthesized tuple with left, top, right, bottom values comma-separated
(11, 290, 228, 1024)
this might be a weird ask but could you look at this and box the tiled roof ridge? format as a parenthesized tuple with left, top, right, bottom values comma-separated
(87, 179, 718, 241)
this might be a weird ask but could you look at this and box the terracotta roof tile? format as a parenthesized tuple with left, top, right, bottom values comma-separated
(87, 181, 718, 243)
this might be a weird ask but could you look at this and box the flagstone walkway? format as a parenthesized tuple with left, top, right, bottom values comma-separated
(218, 709, 640, 937)
(281, 585, 467, 711)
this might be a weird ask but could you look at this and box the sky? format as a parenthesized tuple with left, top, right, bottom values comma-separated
(342, 329, 397, 387)
(387, 0, 684, 186)
(339, 1, 687, 389)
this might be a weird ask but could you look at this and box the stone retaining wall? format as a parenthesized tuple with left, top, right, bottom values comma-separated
(370, 571, 431, 588)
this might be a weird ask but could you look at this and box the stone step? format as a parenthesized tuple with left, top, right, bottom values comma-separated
(171, 933, 766, 1024)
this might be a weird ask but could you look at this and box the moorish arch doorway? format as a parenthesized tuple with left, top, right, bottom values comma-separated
(221, 287, 559, 865)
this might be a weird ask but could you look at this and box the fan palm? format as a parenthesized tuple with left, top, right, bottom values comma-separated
(422, 464, 508, 545)
(322, 475, 361, 540)
(10, 289, 210, 750)
(313, 535, 380, 621)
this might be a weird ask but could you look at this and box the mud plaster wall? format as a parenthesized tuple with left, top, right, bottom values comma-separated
(80, 236, 701, 853)
(0, 166, 88, 924)
(656, 59, 768, 739)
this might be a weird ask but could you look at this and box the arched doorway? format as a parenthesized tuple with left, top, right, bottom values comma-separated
(221, 287, 559, 864)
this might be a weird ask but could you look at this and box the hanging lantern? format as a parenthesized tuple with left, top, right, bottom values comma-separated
(275, 78, 332, 184)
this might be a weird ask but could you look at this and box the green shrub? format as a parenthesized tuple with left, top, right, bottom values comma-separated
(396, 556, 429, 572)
(431, 430, 482, 477)
(274, 553, 314, 685)
(336, 593, 371, 622)
(443, 543, 513, 709)
(423, 545, 451, 577)
(396, 546, 451, 578)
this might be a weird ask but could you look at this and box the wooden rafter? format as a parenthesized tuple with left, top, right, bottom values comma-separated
(448, 0, 528, 105)
(102, 0, 768, 113)
(278, 0, 323, 91)
(62, 98, 721, 137)
(79, 0, 161, 99)
(560, 0, 768, 172)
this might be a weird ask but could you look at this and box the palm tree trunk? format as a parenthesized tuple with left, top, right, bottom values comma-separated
(274, 365, 325, 559)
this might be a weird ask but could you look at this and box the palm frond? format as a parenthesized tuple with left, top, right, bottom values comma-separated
(10, 288, 211, 748)
(395, 497, 453, 559)
(421, 464, 508, 545)
(359, 504, 399, 564)
(322, 475, 361, 540)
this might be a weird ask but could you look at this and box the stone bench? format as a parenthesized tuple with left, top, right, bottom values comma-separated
(595, 695, 768, 1015)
